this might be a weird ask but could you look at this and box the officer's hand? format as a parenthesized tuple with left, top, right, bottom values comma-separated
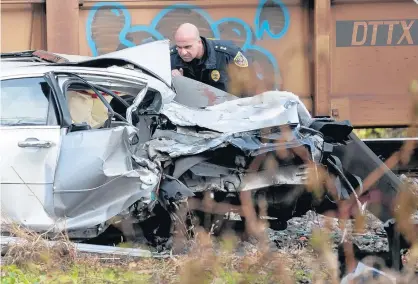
(172, 68, 183, 77)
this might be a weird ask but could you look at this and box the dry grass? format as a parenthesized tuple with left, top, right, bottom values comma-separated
(2, 218, 416, 283)
(1, 224, 323, 283)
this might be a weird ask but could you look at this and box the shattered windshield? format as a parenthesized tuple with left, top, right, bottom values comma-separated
(0, 77, 52, 126)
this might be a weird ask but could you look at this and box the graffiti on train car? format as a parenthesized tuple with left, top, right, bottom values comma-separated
(336, 19, 418, 47)
(85, 1, 291, 89)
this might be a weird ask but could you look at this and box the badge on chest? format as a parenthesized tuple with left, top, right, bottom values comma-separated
(210, 70, 221, 82)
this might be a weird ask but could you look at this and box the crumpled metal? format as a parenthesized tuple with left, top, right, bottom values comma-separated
(160, 91, 305, 133)
(52, 125, 160, 230)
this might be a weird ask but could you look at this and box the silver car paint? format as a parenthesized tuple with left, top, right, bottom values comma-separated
(0, 126, 63, 231)
(52, 125, 161, 231)
(1, 63, 169, 233)
(159, 91, 304, 134)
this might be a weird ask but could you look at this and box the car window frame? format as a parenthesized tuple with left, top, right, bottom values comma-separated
(57, 72, 163, 125)
(62, 79, 113, 129)
(0, 75, 60, 127)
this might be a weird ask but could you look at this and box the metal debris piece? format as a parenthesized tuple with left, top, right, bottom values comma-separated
(0, 236, 170, 258)
(340, 261, 396, 284)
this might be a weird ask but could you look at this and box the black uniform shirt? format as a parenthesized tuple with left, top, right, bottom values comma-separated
(170, 37, 249, 93)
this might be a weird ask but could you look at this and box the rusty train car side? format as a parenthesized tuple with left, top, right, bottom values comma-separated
(1, 0, 417, 128)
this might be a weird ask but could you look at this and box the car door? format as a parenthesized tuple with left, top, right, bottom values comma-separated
(0, 76, 63, 231)
(49, 72, 160, 229)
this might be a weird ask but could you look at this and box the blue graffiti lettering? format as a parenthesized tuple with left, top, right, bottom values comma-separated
(86, 1, 290, 89)
(254, 0, 290, 40)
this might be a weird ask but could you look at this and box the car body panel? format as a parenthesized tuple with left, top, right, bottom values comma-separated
(0, 126, 62, 230)
(1, 184, 56, 230)
(52, 125, 161, 230)
(0, 126, 62, 184)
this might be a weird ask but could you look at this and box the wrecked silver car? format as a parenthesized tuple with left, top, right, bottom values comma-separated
(0, 40, 407, 261)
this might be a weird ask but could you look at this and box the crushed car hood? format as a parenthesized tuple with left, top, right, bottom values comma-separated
(145, 90, 316, 160)
(160, 91, 311, 133)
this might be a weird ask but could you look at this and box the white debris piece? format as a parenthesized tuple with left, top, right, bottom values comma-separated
(340, 261, 397, 284)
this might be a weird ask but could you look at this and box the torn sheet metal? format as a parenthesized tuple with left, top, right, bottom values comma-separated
(160, 91, 307, 133)
(241, 165, 307, 190)
(181, 164, 306, 193)
(172, 156, 209, 179)
(1, 236, 169, 258)
(146, 128, 229, 160)
(146, 126, 323, 163)
(52, 125, 160, 230)
(332, 133, 403, 223)
(189, 162, 236, 178)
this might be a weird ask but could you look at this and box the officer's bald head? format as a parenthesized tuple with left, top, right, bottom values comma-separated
(174, 23, 204, 62)
(175, 23, 200, 40)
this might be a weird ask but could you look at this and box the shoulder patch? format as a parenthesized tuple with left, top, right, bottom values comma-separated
(233, 51, 248, 68)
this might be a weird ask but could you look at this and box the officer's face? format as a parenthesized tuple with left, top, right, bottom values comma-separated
(175, 38, 202, 62)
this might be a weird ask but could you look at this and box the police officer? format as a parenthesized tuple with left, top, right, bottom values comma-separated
(170, 23, 250, 94)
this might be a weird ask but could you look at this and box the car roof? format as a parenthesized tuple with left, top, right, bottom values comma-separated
(1, 50, 91, 63)
(1, 40, 172, 86)
(0, 63, 147, 80)
(0, 61, 49, 69)
(0, 61, 176, 103)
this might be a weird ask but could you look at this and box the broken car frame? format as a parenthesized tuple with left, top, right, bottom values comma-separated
(0, 40, 416, 276)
